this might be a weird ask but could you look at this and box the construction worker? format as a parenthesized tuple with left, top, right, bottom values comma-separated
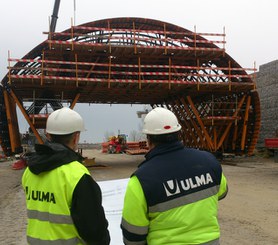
(22, 107, 110, 245)
(121, 107, 228, 245)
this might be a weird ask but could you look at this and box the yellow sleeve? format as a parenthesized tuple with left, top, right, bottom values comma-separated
(122, 175, 149, 227)
(218, 173, 228, 200)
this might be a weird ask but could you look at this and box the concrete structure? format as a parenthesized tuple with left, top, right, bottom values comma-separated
(256, 60, 278, 146)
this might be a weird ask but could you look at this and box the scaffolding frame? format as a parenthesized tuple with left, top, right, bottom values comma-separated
(1, 17, 260, 156)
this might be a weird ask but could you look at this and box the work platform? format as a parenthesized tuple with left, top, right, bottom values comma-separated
(0, 17, 260, 156)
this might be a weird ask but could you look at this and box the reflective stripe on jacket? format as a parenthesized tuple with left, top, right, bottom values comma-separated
(22, 161, 90, 244)
(121, 141, 228, 245)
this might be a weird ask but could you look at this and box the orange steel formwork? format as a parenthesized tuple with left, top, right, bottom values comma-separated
(0, 17, 260, 156)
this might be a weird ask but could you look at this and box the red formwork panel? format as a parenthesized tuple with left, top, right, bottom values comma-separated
(265, 138, 278, 148)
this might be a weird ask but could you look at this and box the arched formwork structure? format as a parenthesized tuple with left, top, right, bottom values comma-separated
(0, 17, 260, 156)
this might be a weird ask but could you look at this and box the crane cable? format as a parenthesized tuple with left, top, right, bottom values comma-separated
(73, 0, 76, 26)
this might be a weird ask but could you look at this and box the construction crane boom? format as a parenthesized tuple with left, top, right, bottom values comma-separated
(50, 0, 61, 33)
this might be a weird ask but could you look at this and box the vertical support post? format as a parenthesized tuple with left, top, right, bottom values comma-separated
(3, 90, 17, 152)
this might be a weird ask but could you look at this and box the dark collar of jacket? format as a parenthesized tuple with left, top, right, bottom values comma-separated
(27, 141, 84, 175)
(138, 141, 184, 168)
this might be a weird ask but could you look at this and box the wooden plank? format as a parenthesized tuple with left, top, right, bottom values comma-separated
(186, 96, 214, 151)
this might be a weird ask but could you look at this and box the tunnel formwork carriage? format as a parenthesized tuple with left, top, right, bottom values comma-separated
(0, 17, 260, 156)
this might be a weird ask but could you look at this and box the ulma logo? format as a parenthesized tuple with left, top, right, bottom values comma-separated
(163, 180, 181, 196)
(163, 173, 213, 197)
(25, 186, 56, 204)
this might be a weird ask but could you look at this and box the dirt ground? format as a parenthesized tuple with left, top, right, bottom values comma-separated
(0, 149, 278, 244)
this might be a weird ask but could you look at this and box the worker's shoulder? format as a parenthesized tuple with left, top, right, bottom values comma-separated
(185, 147, 215, 156)
(61, 160, 90, 174)
(183, 147, 219, 163)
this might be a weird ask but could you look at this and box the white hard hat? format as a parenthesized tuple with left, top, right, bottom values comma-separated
(142, 107, 181, 135)
(46, 107, 85, 135)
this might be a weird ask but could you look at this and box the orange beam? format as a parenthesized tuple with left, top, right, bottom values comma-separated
(9, 90, 43, 144)
(68, 25, 226, 37)
(9, 58, 256, 73)
(70, 93, 80, 109)
(241, 95, 251, 150)
(216, 95, 246, 150)
(3, 91, 20, 152)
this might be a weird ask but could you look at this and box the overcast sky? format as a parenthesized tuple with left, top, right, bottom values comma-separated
(0, 0, 277, 143)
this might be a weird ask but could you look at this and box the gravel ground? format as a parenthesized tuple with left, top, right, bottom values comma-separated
(0, 150, 277, 244)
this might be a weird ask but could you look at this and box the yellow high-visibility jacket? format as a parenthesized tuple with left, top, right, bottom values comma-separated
(121, 142, 228, 245)
(22, 160, 89, 244)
